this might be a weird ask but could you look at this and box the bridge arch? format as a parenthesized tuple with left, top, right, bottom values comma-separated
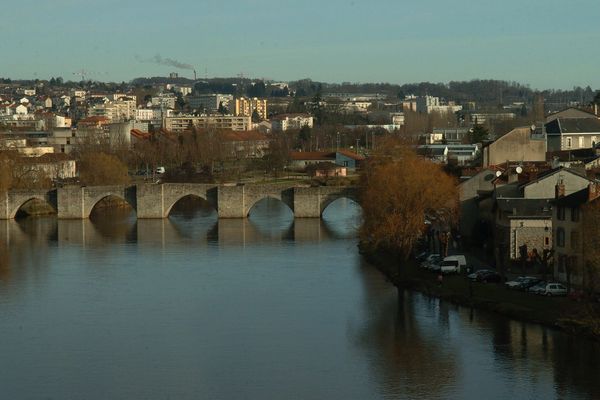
(165, 193, 217, 218)
(10, 196, 57, 219)
(319, 192, 361, 216)
(245, 195, 294, 217)
(87, 194, 136, 218)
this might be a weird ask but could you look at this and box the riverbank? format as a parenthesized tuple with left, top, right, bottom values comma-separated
(360, 243, 600, 342)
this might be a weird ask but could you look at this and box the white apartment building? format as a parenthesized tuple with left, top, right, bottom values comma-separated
(151, 94, 176, 109)
(189, 94, 233, 112)
(164, 115, 252, 132)
(416, 95, 462, 114)
(88, 99, 136, 122)
(271, 114, 314, 131)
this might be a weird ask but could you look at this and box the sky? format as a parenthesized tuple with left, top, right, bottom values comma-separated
(1, 0, 599, 89)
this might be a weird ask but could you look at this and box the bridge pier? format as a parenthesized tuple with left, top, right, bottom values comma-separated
(218, 185, 246, 218)
(293, 187, 322, 218)
(136, 184, 164, 218)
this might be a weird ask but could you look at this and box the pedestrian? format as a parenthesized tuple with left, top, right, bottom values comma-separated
(437, 272, 443, 287)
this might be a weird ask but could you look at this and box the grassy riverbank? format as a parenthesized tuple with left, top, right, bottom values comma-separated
(360, 244, 600, 341)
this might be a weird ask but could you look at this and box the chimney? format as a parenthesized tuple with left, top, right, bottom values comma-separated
(555, 180, 565, 199)
(589, 182, 600, 202)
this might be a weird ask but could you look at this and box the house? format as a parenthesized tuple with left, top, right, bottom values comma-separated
(546, 148, 600, 170)
(546, 107, 599, 123)
(307, 162, 347, 178)
(335, 150, 364, 170)
(219, 130, 269, 158)
(545, 118, 600, 151)
(494, 197, 553, 261)
(417, 144, 479, 165)
(519, 167, 591, 199)
(290, 152, 336, 169)
(482, 126, 546, 167)
(458, 167, 503, 240)
(417, 145, 448, 163)
(552, 183, 600, 292)
(271, 114, 313, 131)
(485, 166, 592, 267)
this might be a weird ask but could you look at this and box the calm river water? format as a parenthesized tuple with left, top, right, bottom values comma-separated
(0, 198, 598, 399)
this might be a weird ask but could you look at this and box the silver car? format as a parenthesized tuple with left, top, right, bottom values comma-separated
(543, 283, 568, 296)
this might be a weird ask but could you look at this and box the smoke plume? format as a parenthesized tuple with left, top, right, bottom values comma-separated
(135, 54, 193, 70)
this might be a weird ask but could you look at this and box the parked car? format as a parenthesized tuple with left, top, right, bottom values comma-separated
(468, 269, 492, 281)
(475, 270, 502, 283)
(414, 251, 429, 262)
(429, 260, 442, 272)
(155, 166, 166, 174)
(527, 281, 548, 294)
(440, 259, 460, 274)
(421, 254, 441, 269)
(543, 283, 568, 296)
(505, 276, 539, 290)
(442, 255, 467, 273)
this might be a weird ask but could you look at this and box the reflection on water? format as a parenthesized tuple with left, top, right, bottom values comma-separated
(0, 199, 598, 399)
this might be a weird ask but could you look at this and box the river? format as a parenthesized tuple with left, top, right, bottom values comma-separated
(0, 198, 598, 399)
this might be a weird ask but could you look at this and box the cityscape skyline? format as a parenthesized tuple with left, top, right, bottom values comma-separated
(1, 0, 599, 89)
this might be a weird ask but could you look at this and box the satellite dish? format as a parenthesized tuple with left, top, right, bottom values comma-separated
(496, 171, 502, 177)
(516, 166, 523, 174)
(531, 124, 536, 131)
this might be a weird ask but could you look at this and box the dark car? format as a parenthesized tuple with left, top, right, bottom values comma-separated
(467, 269, 500, 283)
(476, 270, 502, 283)
(516, 277, 541, 291)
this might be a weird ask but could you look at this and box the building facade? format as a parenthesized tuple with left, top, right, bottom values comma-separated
(164, 115, 252, 132)
(235, 97, 268, 120)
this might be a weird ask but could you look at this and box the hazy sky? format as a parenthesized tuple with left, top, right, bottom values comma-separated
(1, 0, 599, 89)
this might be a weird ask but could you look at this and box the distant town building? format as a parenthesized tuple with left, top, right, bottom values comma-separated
(189, 94, 233, 113)
(416, 95, 462, 114)
(151, 94, 176, 109)
(164, 115, 252, 132)
(235, 97, 268, 120)
(271, 114, 313, 131)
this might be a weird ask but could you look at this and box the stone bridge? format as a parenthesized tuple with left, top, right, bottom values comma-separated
(0, 184, 360, 219)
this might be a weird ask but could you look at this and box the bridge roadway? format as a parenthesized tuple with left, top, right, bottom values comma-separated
(0, 183, 359, 219)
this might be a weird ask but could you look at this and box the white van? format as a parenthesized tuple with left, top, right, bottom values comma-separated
(440, 255, 467, 274)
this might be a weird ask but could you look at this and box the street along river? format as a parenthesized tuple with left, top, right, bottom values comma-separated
(0, 198, 598, 399)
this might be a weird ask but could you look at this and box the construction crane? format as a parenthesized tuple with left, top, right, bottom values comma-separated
(72, 69, 91, 81)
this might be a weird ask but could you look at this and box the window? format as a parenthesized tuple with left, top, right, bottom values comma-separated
(571, 231, 579, 249)
(566, 137, 572, 149)
(556, 228, 565, 247)
(579, 136, 584, 148)
(557, 206, 565, 221)
(571, 207, 580, 222)
(545, 237, 550, 246)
